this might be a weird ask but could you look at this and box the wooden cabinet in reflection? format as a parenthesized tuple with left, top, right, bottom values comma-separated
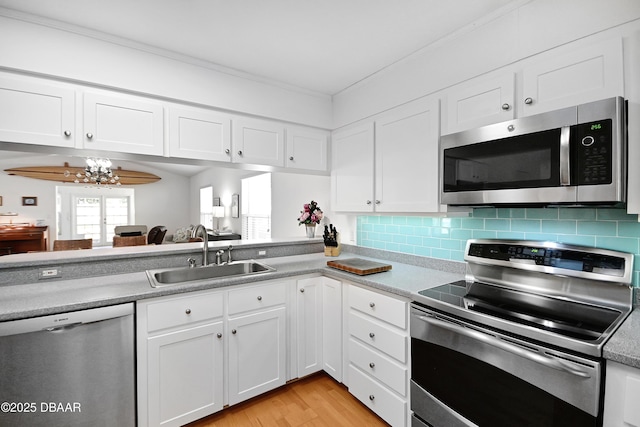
(0, 226, 48, 255)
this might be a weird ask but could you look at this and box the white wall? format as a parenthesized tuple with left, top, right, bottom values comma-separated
(0, 154, 189, 247)
(0, 12, 332, 129)
(270, 173, 331, 238)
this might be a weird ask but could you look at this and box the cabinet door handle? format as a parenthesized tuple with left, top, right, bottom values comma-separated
(300, 288, 305, 293)
(185, 308, 191, 314)
(369, 302, 375, 308)
(369, 362, 375, 368)
(225, 148, 230, 154)
(289, 156, 294, 161)
(237, 150, 243, 156)
(64, 130, 71, 137)
(217, 333, 222, 338)
(232, 329, 237, 334)
(524, 97, 533, 105)
(86, 133, 94, 139)
(369, 395, 375, 401)
(366, 200, 372, 205)
(257, 295, 262, 301)
(501, 103, 511, 111)
(375, 200, 381, 205)
(369, 332, 375, 338)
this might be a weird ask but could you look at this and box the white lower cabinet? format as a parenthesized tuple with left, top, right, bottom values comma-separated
(138, 290, 224, 427)
(603, 360, 640, 426)
(346, 283, 409, 427)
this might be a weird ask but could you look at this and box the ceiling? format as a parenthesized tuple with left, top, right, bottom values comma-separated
(0, 0, 524, 95)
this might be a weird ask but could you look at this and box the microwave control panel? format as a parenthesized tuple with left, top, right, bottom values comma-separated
(573, 119, 612, 185)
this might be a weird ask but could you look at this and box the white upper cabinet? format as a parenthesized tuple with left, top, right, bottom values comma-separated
(443, 73, 515, 135)
(332, 96, 441, 213)
(375, 97, 440, 213)
(331, 122, 375, 212)
(168, 106, 231, 162)
(442, 37, 624, 134)
(0, 75, 75, 148)
(83, 91, 164, 156)
(232, 117, 285, 167)
(285, 126, 329, 171)
(521, 37, 624, 116)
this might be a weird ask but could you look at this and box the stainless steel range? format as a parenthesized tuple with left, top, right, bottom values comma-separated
(410, 239, 634, 427)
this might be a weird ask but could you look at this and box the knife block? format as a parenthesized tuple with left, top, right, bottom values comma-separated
(324, 243, 341, 256)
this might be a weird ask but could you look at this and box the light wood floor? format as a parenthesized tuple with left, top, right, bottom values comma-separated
(186, 372, 390, 427)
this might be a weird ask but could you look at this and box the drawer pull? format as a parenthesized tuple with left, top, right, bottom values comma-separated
(369, 395, 375, 401)
(217, 333, 222, 338)
(257, 296, 262, 301)
(369, 362, 375, 369)
(369, 332, 375, 338)
(300, 288, 305, 293)
(185, 308, 191, 315)
(232, 329, 237, 334)
(369, 302, 375, 308)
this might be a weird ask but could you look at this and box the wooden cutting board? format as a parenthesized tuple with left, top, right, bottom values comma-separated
(327, 258, 392, 275)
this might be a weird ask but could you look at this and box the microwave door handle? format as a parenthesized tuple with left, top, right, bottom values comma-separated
(559, 126, 571, 186)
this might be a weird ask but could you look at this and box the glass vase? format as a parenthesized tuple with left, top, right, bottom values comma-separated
(305, 224, 316, 238)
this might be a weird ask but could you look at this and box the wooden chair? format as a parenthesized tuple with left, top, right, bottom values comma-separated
(113, 235, 147, 247)
(53, 239, 93, 251)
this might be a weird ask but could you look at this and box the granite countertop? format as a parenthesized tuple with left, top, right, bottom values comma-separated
(0, 246, 638, 369)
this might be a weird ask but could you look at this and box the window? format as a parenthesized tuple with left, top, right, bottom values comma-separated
(200, 186, 213, 228)
(57, 186, 135, 246)
(241, 173, 271, 239)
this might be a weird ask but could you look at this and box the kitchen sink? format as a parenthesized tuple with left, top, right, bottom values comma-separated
(146, 260, 275, 288)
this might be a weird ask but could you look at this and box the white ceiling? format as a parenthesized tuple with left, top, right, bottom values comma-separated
(0, 0, 524, 95)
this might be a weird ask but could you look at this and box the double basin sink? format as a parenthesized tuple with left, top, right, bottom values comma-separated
(147, 260, 275, 288)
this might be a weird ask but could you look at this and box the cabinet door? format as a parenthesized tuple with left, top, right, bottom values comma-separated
(296, 277, 323, 378)
(522, 37, 623, 116)
(604, 361, 640, 427)
(232, 117, 285, 167)
(169, 107, 231, 161)
(443, 73, 515, 134)
(228, 307, 286, 405)
(375, 97, 440, 212)
(0, 76, 75, 147)
(322, 277, 343, 382)
(285, 126, 329, 171)
(83, 91, 164, 155)
(331, 122, 375, 212)
(147, 322, 223, 427)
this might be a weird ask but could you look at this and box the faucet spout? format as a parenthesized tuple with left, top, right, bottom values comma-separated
(192, 224, 209, 266)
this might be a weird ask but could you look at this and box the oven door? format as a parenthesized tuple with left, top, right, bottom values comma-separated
(410, 304, 603, 427)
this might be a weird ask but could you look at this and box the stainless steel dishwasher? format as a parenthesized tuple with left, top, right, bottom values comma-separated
(0, 303, 135, 427)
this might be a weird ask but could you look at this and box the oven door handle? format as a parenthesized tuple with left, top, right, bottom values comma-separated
(417, 315, 591, 378)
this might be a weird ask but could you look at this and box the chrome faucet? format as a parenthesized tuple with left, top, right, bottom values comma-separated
(191, 224, 209, 266)
(227, 244, 233, 263)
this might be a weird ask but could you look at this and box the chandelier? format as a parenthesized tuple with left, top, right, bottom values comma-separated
(74, 158, 121, 186)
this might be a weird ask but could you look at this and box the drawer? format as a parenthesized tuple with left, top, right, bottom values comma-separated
(348, 365, 407, 427)
(349, 285, 407, 329)
(228, 282, 287, 316)
(349, 338, 407, 396)
(146, 291, 223, 333)
(349, 310, 407, 363)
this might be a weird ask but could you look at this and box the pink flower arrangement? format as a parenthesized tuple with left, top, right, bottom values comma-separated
(298, 200, 323, 226)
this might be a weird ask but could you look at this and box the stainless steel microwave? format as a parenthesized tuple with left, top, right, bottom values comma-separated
(440, 97, 627, 206)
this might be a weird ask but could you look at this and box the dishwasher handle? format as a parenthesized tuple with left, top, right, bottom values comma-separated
(0, 303, 134, 337)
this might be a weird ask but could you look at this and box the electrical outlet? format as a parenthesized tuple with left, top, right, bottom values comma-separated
(39, 267, 62, 279)
(257, 250, 267, 257)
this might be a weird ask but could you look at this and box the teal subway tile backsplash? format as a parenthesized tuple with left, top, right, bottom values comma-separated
(357, 207, 640, 286)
